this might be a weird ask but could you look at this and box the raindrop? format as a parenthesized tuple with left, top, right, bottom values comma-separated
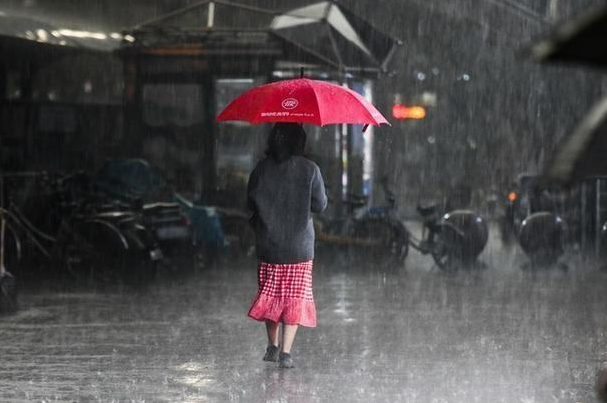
(431, 67, 440, 75)
(83, 80, 93, 93)
(462, 73, 470, 81)
(427, 135, 436, 144)
(416, 72, 426, 81)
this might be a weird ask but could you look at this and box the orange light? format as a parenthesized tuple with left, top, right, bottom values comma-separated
(507, 192, 517, 202)
(392, 104, 426, 120)
(407, 106, 426, 119)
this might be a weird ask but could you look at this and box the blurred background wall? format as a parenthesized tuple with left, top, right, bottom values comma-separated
(0, 0, 604, 214)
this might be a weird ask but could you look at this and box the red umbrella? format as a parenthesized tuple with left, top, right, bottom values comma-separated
(216, 78, 389, 128)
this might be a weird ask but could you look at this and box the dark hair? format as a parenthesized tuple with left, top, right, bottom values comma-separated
(265, 123, 307, 163)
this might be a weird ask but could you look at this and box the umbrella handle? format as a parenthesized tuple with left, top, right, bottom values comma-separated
(300, 67, 304, 78)
(362, 124, 369, 133)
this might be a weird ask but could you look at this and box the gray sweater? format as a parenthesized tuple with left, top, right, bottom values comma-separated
(247, 156, 328, 264)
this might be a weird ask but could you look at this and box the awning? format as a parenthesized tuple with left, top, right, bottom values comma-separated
(271, 1, 401, 75)
(124, 0, 280, 56)
(529, 5, 607, 69)
(544, 97, 607, 184)
(122, 0, 401, 77)
(0, 12, 122, 52)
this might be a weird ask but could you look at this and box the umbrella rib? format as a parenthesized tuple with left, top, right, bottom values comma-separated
(307, 80, 325, 126)
(342, 87, 380, 125)
(248, 83, 278, 124)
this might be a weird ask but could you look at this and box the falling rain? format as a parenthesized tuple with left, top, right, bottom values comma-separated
(1, 0, 607, 402)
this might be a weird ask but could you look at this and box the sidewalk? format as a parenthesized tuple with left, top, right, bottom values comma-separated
(0, 247, 605, 402)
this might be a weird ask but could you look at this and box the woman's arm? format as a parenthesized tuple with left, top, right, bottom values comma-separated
(246, 167, 260, 227)
(311, 166, 328, 213)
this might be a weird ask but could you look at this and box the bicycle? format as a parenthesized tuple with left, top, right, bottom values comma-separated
(0, 172, 163, 287)
(314, 184, 409, 269)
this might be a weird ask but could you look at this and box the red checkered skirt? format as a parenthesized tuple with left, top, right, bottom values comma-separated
(247, 260, 316, 327)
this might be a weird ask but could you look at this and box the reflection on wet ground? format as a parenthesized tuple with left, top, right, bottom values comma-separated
(1, 233, 607, 402)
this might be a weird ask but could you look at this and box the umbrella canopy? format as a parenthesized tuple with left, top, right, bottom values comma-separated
(530, 5, 607, 69)
(544, 97, 607, 184)
(216, 78, 389, 127)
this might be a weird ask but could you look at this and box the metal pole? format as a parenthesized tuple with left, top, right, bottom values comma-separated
(339, 123, 347, 210)
(1, 211, 5, 275)
(581, 181, 586, 253)
(596, 179, 601, 257)
(337, 75, 347, 217)
(0, 174, 4, 211)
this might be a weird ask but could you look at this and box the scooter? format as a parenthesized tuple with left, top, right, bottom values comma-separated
(518, 212, 566, 269)
(408, 202, 489, 270)
(514, 184, 568, 270)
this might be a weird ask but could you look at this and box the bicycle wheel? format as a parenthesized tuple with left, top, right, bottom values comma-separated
(120, 223, 159, 286)
(1, 220, 23, 279)
(0, 272, 17, 313)
(351, 218, 407, 269)
(65, 220, 155, 287)
(430, 238, 450, 270)
(390, 222, 410, 265)
(431, 223, 467, 271)
(0, 220, 21, 312)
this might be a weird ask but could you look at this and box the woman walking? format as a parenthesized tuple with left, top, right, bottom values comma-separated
(247, 122, 327, 369)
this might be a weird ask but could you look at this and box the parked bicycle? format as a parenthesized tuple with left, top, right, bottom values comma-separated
(314, 182, 409, 268)
(0, 172, 162, 287)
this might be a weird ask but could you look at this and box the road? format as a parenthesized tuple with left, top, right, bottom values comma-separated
(1, 228, 606, 403)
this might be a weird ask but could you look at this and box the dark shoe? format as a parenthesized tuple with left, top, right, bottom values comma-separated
(278, 352, 294, 369)
(263, 345, 279, 362)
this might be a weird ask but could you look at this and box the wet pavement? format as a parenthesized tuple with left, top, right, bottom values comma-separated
(1, 226, 607, 403)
